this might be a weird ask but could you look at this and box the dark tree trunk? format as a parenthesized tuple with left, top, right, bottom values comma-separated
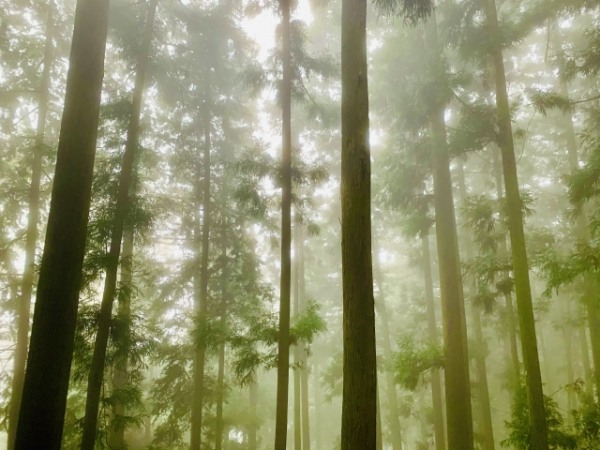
(79, 1, 158, 447)
(340, 1, 377, 449)
(484, 0, 549, 447)
(7, 3, 54, 449)
(191, 109, 213, 450)
(422, 233, 446, 450)
(274, 0, 293, 448)
(14, 0, 110, 447)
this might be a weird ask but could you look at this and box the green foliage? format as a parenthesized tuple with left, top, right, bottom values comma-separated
(373, 0, 435, 25)
(501, 384, 577, 449)
(528, 89, 574, 117)
(291, 300, 327, 345)
(393, 334, 443, 391)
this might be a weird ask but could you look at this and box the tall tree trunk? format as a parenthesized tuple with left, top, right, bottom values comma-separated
(297, 225, 311, 450)
(430, 106, 473, 450)
(80, 1, 158, 447)
(376, 389, 383, 450)
(274, 0, 293, 448)
(7, 3, 54, 449)
(552, 26, 600, 401)
(456, 163, 495, 450)
(294, 230, 302, 450)
(579, 324, 594, 397)
(340, 1, 377, 449)
(372, 242, 404, 450)
(14, 0, 110, 446)
(422, 233, 446, 450)
(215, 219, 227, 450)
(492, 149, 521, 385)
(313, 362, 322, 450)
(107, 225, 134, 449)
(484, 0, 549, 447)
(191, 108, 213, 450)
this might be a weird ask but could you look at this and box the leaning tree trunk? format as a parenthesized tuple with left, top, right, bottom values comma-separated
(484, 0, 549, 447)
(190, 107, 213, 450)
(421, 233, 446, 450)
(340, 1, 377, 449)
(14, 0, 110, 447)
(7, 3, 54, 449)
(273, 0, 293, 449)
(79, 1, 158, 447)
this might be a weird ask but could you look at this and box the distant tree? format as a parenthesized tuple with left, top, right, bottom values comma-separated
(14, 0, 110, 447)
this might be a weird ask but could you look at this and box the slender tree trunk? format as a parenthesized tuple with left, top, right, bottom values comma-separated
(294, 230, 302, 450)
(579, 324, 594, 396)
(340, 1, 377, 449)
(107, 226, 134, 449)
(552, 28, 600, 401)
(376, 389, 383, 450)
(492, 148, 521, 385)
(422, 233, 446, 450)
(484, 1, 549, 447)
(430, 106, 473, 450)
(14, 0, 110, 446)
(372, 242, 404, 450)
(297, 225, 311, 450)
(274, 0, 293, 448)
(79, 2, 158, 447)
(8, 4, 54, 449)
(456, 163, 495, 450)
(215, 218, 228, 450)
(191, 108, 213, 450)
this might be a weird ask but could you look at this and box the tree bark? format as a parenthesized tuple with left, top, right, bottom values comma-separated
(14, 0, 110, 446)
(340, 1, 377, 449)
(274, 0, 293, 448)
(422, 233, 446, 450)
(484, 0, 549, 447)
(191, 107, 213, 450)
(8, 3, 54, 449)
(79, 1, 158, 447)
(430, 105, 473, 450)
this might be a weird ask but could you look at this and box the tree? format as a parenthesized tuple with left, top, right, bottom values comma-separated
(14, 0, 110, 447)
(7, 2, 54, 448)
(79, 0, 158, 447)
(483, 0, 549, 447)
(340, 1, 377, 449)
(273, 0, 293, 449)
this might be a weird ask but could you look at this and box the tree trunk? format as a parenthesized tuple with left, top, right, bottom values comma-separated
(372, 242, 404, 450)
(484, 0, 549, 447)
(215, 218, 228, 450)
(294, 229, 302, 450)
(313, 362, 322, 450)
(297, 225, 311, 450)
(430, 105, 473, 450)
(79, 1, 158, 447)
(340, 1, 377, 449)
(191, 108, 213, 450)
(492, 148, 521, 385)
(422, 233, 446, 450)
(376, 389, 383, 450)
(456, 163, 495, 450)
(107, 226, 134, 449)
(14, 0, 110, 446)
(552, 26, 600, 401)
(274, 0, 293, 448)
(579, 324, 594, 397)
(8, 3, 54, 449)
